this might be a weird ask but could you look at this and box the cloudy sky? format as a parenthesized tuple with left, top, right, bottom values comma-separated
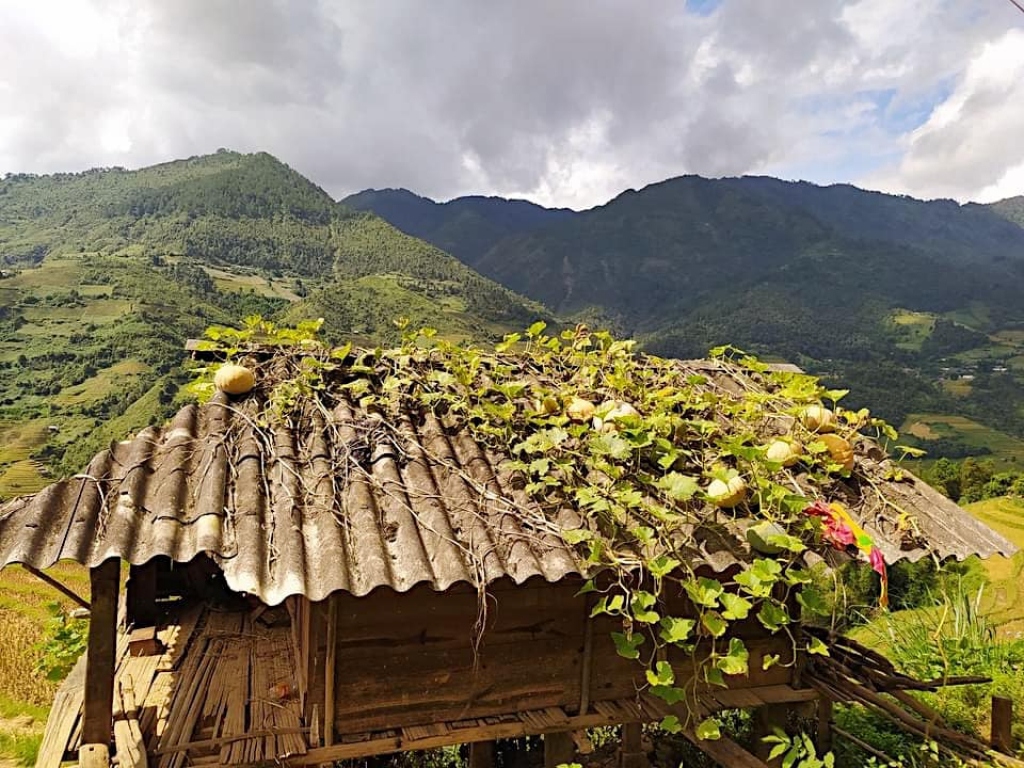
(1, 0, 1023, 210)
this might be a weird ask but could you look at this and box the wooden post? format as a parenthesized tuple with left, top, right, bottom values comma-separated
(578, 612, 594, 715)
(323, 594, 339, 748)
(992, 696, 1013, 754)
(544, 731, 576, 768)
(80, 558, 120, 766)
(468, 740, 495, 768)
(620, 722, 648, 768)
(752, 705, 788, 766)
(816, 698, 833, 754)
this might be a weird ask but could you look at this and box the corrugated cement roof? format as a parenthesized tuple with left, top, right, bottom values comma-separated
(0, 355, 1014, 605)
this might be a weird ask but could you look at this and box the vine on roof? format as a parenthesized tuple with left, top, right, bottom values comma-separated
(191, 316, 914, 739)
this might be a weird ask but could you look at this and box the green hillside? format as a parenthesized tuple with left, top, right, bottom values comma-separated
(0, 151, 543, 495)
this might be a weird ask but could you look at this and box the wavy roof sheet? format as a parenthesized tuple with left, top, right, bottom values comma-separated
(0, 356, 1014, 605)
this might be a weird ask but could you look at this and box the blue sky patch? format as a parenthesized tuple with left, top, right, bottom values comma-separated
(686, 0, 722, 17)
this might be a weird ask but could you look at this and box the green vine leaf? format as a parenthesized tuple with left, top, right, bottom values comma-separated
(647, 554, 681, 579)
(631, 590, 661, 624)
(656, 472, 699, 501)
(659, 617, 696, 646)
(695, 718, 722, 741)
(651, 685, 687, 705)
(701, 610, 728, 638)
(611, 631, 645, 659)
(807, 636, 830, 656)
(660, 715, 683, 733)
(757, 601, 790, 632)
(685, 577, 724, 608)
(589, 432, 633, 460)
(715, 638, 750, 676)
(720, 592, 753, 620)
(646, 660, 675, 686)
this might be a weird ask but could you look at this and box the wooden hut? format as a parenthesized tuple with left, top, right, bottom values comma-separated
(0, 337, 1015, 768)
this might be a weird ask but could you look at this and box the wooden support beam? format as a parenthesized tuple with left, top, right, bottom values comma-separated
(80, 558, 120, 763)
(544, 732, 576, 768)
(620, 722, 648, 768)
(681, 730, 771, 768)
(993, 696, 1013, 755)
(23, 564, 90, 610)
(468, 740, 495, 768)
(323, 594, 339, 748)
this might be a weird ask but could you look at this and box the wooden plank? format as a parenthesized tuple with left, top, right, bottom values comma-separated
(291, 701, 648, 765)
(23, 564, 90, 609)
(578, 603, 594, 715)
(82, 559, 121, 750)
(128, 626, 164, 658)
(816, 699, 833, 754)
(159, 604, 203, 671)
(36, 654, 87, 768)
(113, 683, 148, 768)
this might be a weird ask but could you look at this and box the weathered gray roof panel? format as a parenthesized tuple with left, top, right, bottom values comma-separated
(0, 357, 1015, 605)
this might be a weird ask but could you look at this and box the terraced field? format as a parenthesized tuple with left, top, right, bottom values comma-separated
(965, 496, 1024, 635)
(54, 360, 150, 407)
(901, 413, 1024, 468)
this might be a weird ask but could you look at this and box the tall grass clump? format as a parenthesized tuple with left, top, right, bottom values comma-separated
(847, 582, 1024, 760)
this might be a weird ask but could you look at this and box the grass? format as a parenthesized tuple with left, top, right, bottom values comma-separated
(0, 732, 42, 767)
(0, 564, 91, 764)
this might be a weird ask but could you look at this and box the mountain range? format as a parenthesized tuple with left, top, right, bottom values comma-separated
(1, 150, 1023, 496)
(345, 177, 1024, 441)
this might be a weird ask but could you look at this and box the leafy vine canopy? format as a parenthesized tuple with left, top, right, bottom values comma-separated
(190, 316, 919, 736)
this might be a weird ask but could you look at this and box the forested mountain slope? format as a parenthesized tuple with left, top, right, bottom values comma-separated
(354, 176, 1024, 443)
(342, 187, 573, 266)
(0, 151, 542, 494)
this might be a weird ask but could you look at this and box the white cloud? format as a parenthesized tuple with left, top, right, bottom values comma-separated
(866, 28, 1024, 201)
(0, 0, 1021, 208)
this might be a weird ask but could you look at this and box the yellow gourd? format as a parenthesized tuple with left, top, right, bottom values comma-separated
(566, 397, 596, 423)
(819, 433, 855, 472)
(765, 439, 803, 467)
(707, 476, 748, 508)
(214, 364, 255, 395)
(801, 404, 837, 433)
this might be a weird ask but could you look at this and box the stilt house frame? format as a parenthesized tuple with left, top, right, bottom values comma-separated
(0, 343, 1015, 768)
